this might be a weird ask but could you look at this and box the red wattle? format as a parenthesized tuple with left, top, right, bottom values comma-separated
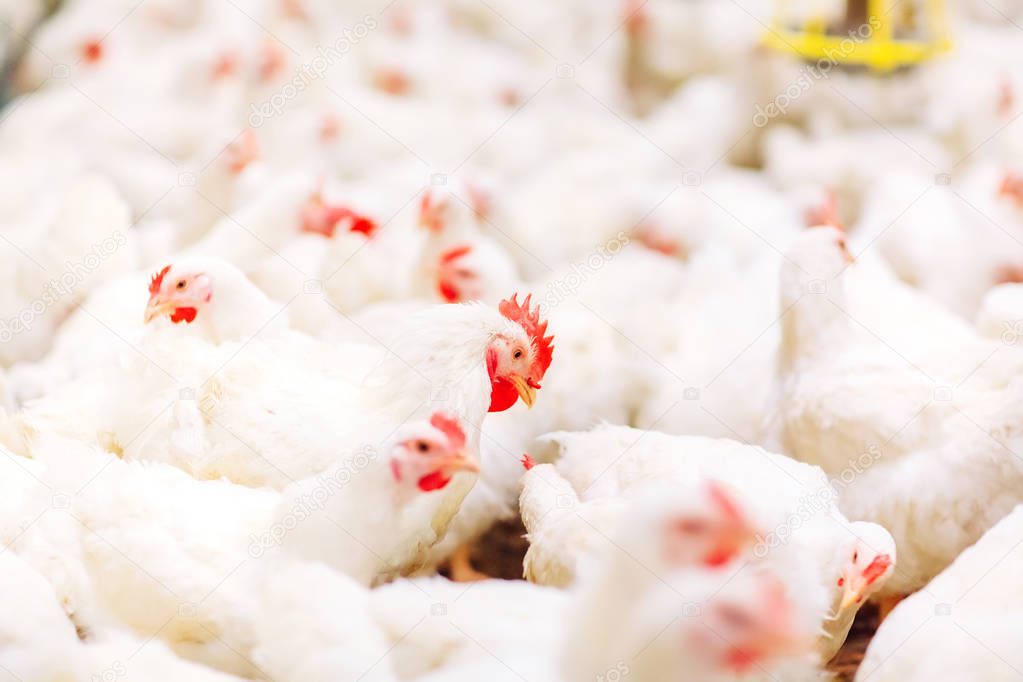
(170, 307, 198, 324)
(417, 470, 452, 492)
(488, 377, 518, 413)
(486, 347, 520, 412)
(703, 543, 737, 568)
(863, 554, 893, 585)
(725, 647, 760, 673)
(438, 279, 460, 302)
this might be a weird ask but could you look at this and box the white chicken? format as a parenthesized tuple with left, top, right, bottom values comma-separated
(770, 226, 1023, 471)
(0, 425, 471, 677)
(850, 169, 1023, 319)
(562, 484, 825, 682)
(857, 504, 1023, 681)
(775, 226, 1023, 597)
(0, 549, 252, 682)
(372, 478, 823, 682)
(523, 424, 896, 660)
(8, 259, 550, 490)
(0, 173, 136, 366)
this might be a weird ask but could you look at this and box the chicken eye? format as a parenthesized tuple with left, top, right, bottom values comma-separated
(176, 280, 187, 290)
(673, 518, 710, 535)
(415, 440, 430, 453)
(513, 349, 523, 359)
(852, 551, 859, 562)
(716, 604, 754, 631)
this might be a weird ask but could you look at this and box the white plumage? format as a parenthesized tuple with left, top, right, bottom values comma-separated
(522, 423, 894, 660)
(1, 1, 1021, 680)
(858, 504, 1023, 681)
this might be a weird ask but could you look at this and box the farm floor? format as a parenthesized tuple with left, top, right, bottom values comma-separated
(460, 519, 879, 681)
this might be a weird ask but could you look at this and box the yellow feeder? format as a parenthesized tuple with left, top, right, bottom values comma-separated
(764, 0, 953, 72)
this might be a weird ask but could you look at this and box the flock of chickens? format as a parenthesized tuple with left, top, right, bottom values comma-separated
(2, 0, 1023, 680)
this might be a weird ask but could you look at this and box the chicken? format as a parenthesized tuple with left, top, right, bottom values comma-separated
(369, 576, 568, 682)
(0, 550, 85, 682)
(563, 485, 825, 682)
(417, 249, 681, 579)
(825, 378, 1023, 597)
(0, 545, 254, 682)
(850, 169, 1023, 319)
(0, 421, 472, 676)
(770, 226, 1023, 473)
(8, 260, 550, 491)
(524, 424, 896, 660)
(6, 272, 150, 404)
(372, 477, 821, 682)
(631, 246, 781, 444)
(520, 459, 788, 590)
(631, 168, 806, 267)
(0, 173, 136, 366)
(245, 559, 395, 682)
(775, 227, 1023, 595)
(857, 504, 1023, 681)
(276, 411, 482, 584)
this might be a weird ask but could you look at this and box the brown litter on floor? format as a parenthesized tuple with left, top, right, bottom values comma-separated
(454, 519, 879, 681)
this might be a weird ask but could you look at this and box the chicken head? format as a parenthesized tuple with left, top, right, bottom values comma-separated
(486, 294, 553, 412)
(837, 523, 896, 609)
(389, 412, 480, 492)
(144, 263, 212, 324)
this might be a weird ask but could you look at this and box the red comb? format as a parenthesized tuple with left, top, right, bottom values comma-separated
(439, 244, 472, 265)
(498, 294, 554, 384)
(863, 554, 893, 586)
(81, 39, 104, 64)
(521, 454, 536, 470)
(707, 481, 745, 523)
(302, 194, 378, 239)
(341, 208, 377, 237)
(805, 189, 844, 231)
(149, 265, 171, 296)
(429, 412, 466, 450)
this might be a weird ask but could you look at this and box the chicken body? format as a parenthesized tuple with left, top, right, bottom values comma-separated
(857, 504, 1023, 681)
(523, 423, 894, 660)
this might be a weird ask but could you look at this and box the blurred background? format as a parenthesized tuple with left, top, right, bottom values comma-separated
(0, 0, 1021, 307)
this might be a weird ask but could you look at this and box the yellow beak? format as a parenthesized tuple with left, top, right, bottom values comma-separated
(437, 451, 480, 474)
(143, 300, 175, 323)
(840, 576, 866, 610)
(509, 374, 537, 408)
